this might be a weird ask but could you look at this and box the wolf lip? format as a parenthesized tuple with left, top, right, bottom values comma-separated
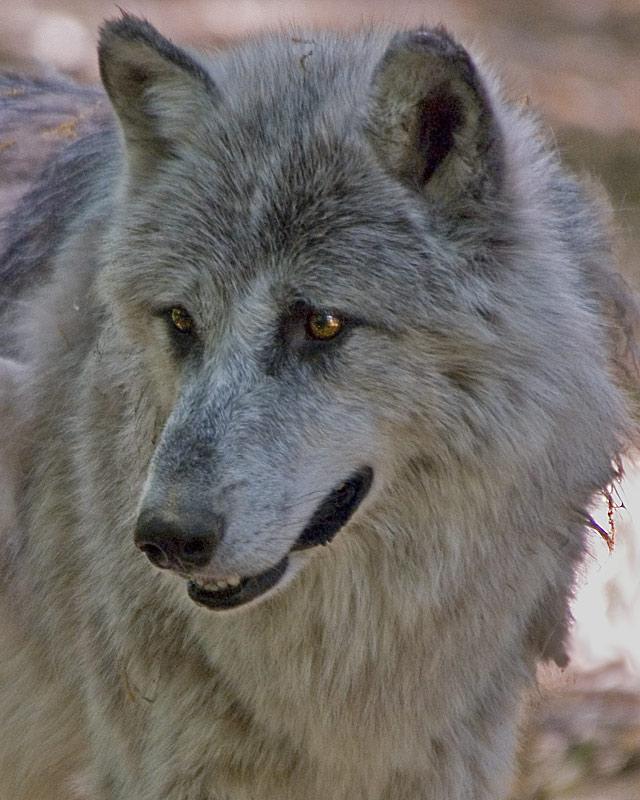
(188, 556, 289, 610)
(292, 466, 374, 551)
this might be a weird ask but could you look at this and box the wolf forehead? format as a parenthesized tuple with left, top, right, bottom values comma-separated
(115, 133, 434, 301)
(110, 28, 410, 204)
(106, 40, 446, 294)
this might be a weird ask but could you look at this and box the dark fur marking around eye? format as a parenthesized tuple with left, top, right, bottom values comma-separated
(265, 299, 352, 377)
(153, 306, 199, 359)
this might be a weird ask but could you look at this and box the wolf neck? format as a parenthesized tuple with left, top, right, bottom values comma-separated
(187, 486, 531, 769)
(189, 528, 430, 767)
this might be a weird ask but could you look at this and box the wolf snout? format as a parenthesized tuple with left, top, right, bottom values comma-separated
(134, 510, 225, 571)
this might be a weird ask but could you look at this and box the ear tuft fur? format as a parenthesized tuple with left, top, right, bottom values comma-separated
(98, 14, 218, 174)
(99, 13, 217, 98)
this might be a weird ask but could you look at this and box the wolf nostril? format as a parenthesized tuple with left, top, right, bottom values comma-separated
(138, 541, 171, 569)
(134, 511, 224, 572)
(137, 536, 213, 569)
(177, 537, 213, 568)
(182, 538, 207, 556)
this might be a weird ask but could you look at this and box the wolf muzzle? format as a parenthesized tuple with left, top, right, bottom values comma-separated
(133, 467, 373, 610)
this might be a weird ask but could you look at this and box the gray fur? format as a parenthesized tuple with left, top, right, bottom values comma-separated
(0, 16, 638, 800)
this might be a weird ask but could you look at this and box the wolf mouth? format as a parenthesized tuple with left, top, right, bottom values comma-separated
(187, 467, 373, 610)
(188, 556, 289, 610)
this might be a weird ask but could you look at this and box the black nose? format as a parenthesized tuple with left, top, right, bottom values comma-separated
(134, 511, 225, 571)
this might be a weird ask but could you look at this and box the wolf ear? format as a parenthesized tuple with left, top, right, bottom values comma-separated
(98, 15, 218, 174)
(367, 29, 503, 210)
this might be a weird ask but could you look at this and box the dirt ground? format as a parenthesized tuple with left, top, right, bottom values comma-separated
(1, 2, 639, 798)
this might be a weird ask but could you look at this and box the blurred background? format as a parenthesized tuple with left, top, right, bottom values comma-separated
(1, 2, 639, 797)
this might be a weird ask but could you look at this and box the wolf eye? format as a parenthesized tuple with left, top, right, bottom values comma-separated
(306, 310, 344, 341)
(169, 307, 194, 335)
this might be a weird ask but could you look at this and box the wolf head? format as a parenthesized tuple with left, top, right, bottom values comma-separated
(96, 17, 627, 614)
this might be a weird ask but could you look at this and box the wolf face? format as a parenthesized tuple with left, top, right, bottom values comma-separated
(94, 19, 623, 614)
(96, 23, 497, 610)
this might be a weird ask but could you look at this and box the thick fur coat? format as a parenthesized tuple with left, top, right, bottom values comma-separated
(0, 17, 638, 800)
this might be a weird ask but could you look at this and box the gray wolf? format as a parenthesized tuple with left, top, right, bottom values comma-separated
(0, 15, 638, 800)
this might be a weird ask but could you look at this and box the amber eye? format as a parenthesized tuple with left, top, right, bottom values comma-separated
(306, 310, 344, 341)
(169, 307, 194, 334)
